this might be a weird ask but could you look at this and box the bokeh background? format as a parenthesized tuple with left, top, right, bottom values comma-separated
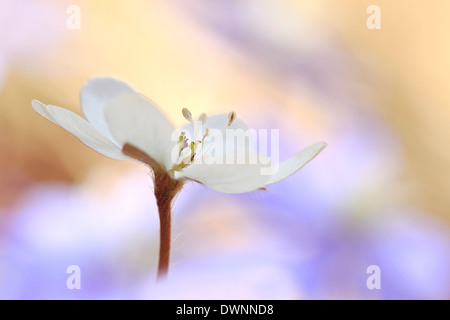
(1, 0, 449, 299)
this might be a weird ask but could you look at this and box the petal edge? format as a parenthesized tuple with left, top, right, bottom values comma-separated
(32, 100, 129, 160)
(266, 141, 327, 185)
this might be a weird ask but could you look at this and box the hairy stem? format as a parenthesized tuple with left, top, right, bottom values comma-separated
(121, 143, 184, 279)
(154, 185, 176, 279)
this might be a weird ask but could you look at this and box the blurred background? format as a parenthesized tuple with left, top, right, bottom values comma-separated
(0, 0, 449, 299)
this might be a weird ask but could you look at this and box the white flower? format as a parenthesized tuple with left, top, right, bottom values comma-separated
(32, 77, 326, 193)
(32, 77, 327, 278)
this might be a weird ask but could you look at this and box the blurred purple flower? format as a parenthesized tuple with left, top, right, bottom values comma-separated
(0, 171, 160, 299)
(140, 252, 302, 299)
(370, 211, 450, 299)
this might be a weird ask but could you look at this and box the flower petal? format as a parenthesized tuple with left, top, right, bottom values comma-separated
(179, 152, 271, 193)
(104, 93, 175, 168)
(31, 100, 129, 160)
(266, 142, 327, 185)
(81, 77, 135, 139)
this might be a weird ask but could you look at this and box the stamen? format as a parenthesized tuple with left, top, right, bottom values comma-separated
(227, 111, 236, 127)
(203, 128, 211, 140)
(171, 120, 212, 172)
(182, 108, 193, 122)
(198, 113, 207, 124)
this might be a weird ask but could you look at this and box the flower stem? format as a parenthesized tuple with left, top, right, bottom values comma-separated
(153, 172, 184, 280)
(121, 143, 184, 280)
(155, 188, 173, 279)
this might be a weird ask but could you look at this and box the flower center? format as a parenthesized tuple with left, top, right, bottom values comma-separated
(169, 108, 236, 173)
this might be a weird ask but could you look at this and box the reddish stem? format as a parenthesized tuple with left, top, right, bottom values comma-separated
(122, 143, 183, 279)
(154, 185, 175, 279)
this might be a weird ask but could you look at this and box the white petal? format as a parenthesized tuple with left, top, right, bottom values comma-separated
(266, 142, 327, 185)
(104, 93, 175, 168)
(32, 100, 129, 160)
(81, 77, 135, 139)
(179, 152, 271, 193)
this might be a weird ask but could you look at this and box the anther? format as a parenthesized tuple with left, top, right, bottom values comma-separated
(182, 108, 193, 122)
(227, 111, 236, 127)
(198, 113, 207, 124)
